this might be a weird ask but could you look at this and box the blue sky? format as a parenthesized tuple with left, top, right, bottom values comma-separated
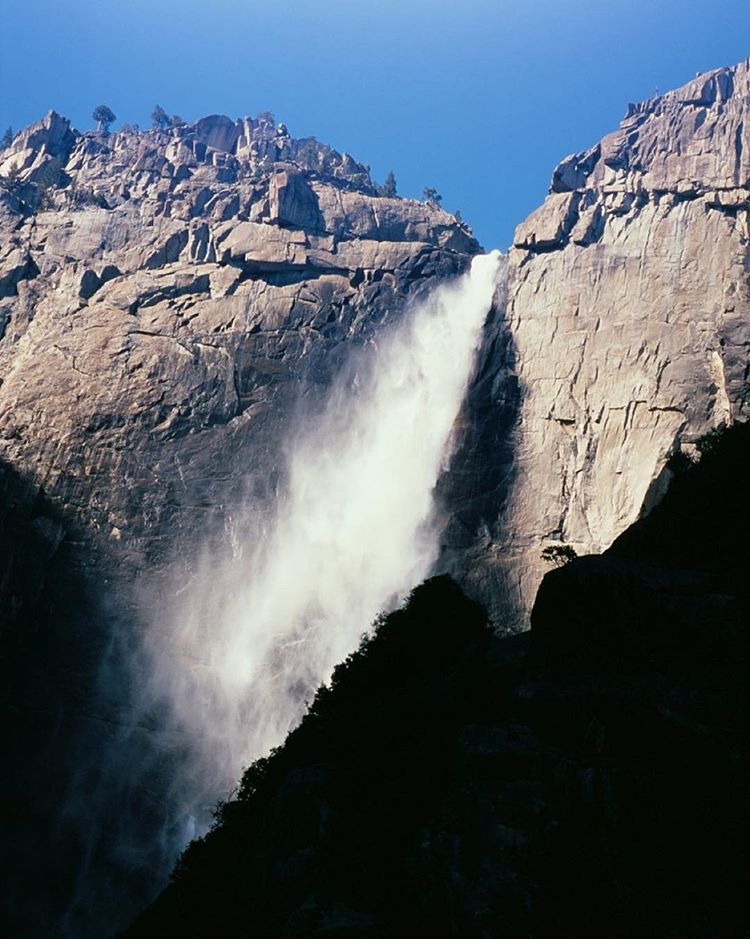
(2, 1, 750, 248)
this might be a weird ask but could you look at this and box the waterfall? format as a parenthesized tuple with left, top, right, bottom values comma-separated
(144, 251, 502, 837)
(61, 251, 501, 936)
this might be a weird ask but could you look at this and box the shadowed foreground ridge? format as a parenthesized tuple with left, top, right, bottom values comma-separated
(126, 423, 750, 938)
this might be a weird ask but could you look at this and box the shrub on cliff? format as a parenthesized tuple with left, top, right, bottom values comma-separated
(296, 138, 321, 172)
(541, 544, 577, 566)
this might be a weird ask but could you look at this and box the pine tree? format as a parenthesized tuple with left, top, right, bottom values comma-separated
(382, 171, 397, 197)
(92, 105, 116, 133)
(1, 127, 14, 150)
(151, 105, 170, 130)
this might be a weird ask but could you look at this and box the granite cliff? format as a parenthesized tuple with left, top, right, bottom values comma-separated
(0, 111, 479, 937)
(0, 109, 475, 559)
(450, 58, 750, 626)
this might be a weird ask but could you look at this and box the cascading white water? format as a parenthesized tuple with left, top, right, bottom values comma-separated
(144, 250, 502, 840)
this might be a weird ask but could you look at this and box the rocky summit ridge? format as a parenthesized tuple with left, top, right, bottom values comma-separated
(0, 109, 475, 558)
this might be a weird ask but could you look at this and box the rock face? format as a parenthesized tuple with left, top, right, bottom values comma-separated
(125, 424, 750, 937)
(450, 59, 750, 627)
(0, 111, 478, 937)
(0, 109, 476, 600)
(0, 110, 475, 560)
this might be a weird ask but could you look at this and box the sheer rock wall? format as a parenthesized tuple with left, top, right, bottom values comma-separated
(0, 110, 478, 937)
(457, 59, 750, 627)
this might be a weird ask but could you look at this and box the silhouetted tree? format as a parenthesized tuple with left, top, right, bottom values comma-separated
(541, 544, 578, 567)
(666, 449, 695, 475)
(92, 105, 116, 133)
(667, 426, 730, 477)
(695, 424, 729, 458)
(1, 126, 14, 150)
(170, 114, 185, 128)
(382, 171, 397, 197)
(151, 105, 170, 130)
(422, 186, 442, 205)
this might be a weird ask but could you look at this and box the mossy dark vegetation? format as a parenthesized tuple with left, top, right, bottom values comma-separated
(126, 423, 750, 938)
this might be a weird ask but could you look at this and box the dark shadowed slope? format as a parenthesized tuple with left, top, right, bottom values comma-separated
(125, 423, 750, 938)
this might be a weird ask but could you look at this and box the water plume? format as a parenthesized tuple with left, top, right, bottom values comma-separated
(140, 250, 502, 864)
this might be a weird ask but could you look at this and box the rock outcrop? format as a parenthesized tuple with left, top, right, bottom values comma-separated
(0, 111, 478, 938)
(450, 59, 750, 627)
(0, 110, 475, 560)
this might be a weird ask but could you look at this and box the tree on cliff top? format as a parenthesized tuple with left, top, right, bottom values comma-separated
(422, 186, 442, 205)
(151, 105, 170, 130)
(382, 171, 397, 197)
(1, 127, 14, 150)
(92, 105, 116, 133)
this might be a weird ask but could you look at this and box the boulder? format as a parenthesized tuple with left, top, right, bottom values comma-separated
(269, 166, 325, 231)
(193, 114, 240, 154)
